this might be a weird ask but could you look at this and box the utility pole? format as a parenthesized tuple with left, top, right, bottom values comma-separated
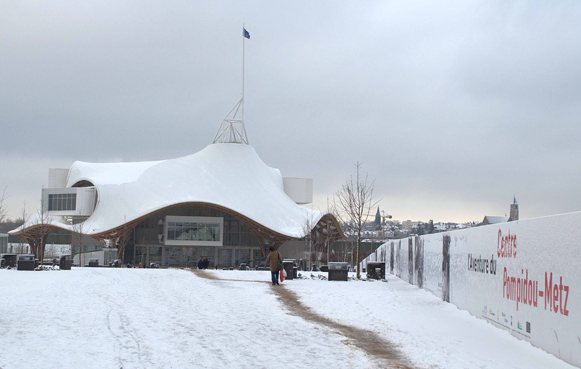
(381, 210, 392, 240)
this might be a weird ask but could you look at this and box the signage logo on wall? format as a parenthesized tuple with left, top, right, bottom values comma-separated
(502, 312, 508, 324)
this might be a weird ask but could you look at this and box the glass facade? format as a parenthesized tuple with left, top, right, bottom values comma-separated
(128, 205, 263, 267)
(48, 193, 76, 211)
(166, 219, 221, 243)
(218, 248, 233, 266)
(199, 247, 216, 267)
(149, 246, 162, 264)
(164, 246, 198, 267)
(235, 249, 251, 265)
(133, 246, 147, 266)
(164, 215, 223, 246)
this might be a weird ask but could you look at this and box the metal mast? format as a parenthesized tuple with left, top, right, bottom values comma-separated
(213, 25, 250, 144)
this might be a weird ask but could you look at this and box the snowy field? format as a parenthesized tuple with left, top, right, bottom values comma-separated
(0, 268, 575, 369)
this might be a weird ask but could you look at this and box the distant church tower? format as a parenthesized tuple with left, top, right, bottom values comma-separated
(374, 207, 381, 227)
(509, 197, 519, 221)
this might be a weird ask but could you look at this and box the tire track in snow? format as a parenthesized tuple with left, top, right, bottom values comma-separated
(89, 272, 146, 368)
(191, 269, 414, 369)
(105, 306, 145, 368)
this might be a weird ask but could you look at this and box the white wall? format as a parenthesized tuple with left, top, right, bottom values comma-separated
(362, 212, 581, 367)
(282, 178, 313, 204)
(73, 248, 118, 266)
(48, 168, 69, 188)
(42, 187, 96, 216)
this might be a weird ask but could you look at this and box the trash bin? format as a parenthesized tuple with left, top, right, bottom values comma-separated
(59, 255, 72, 270)
(328, 262, 349, 281)
(17, 254, 36, 271)
(366, 262, 385, 280)
(1, 254, 17, 268)
(282, 259, 295, 280)
(88, 258, 99, 267)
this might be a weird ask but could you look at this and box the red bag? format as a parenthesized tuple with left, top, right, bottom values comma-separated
(280, 269, 285, 282)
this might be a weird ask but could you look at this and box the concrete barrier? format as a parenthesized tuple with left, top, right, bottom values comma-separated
(362, 211, 581, 367)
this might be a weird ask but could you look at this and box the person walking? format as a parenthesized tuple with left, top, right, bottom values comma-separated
(264, 246, 283, 285)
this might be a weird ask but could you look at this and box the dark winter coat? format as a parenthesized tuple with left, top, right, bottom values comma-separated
(264, 251, 283, 272)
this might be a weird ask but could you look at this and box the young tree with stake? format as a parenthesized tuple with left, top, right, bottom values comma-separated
(333, 162, 379, 279)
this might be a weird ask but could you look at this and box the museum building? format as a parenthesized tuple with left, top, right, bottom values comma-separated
(10, 114, 343, 267)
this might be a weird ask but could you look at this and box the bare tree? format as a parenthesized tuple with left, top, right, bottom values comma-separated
(326, 196, 331, 264)
(302, 211, 316, 271)
(19, 197, 53, 266)
(71, 219, 86, 267)
(18, 201, 28, 253)
(0, 186, 8, 224)
(333, 162, 379, 279)
(36, 198, 53, 267)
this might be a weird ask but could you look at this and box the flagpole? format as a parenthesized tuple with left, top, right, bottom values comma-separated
(242, 24, 245, 119)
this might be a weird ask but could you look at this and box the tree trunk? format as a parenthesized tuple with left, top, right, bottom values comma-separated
(356, 230, 361, 279)
(326, 238, 330, 264)
(39, 236, 46, 268)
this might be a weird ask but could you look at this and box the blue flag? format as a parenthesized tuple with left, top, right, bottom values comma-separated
(243, 28, 250, 39)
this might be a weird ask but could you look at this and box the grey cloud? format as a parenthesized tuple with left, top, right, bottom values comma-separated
(2, 1, 581, 222)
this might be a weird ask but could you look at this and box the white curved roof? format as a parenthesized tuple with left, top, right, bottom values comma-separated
(52, 143, 325, 238)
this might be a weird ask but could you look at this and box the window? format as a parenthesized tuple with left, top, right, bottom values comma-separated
(164, 216, 223, 246)
(48, 193, 76, 211)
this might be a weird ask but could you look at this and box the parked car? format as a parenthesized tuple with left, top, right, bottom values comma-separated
(88, 258, 99, 267)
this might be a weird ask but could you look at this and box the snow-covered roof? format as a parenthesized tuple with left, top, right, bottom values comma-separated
(482, 215, 509, 224)
(14, 143, 328, 239)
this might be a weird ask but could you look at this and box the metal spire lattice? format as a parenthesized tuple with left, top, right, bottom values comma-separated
(212, 98, 248, 144)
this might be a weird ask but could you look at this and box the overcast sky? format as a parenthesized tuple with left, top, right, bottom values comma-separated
(2, 1, 581, 223)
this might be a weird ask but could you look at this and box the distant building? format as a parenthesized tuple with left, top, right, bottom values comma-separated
(374, 207, 381, 228)
(481, 197, 519, 225)
(481, 216, 510, 225)
(509, 197, 519, 221)
(401, 220, 418, 230)
(0, 233, 7, 253)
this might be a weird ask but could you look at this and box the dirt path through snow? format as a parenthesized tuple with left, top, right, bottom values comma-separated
(192, 269, 414, 369)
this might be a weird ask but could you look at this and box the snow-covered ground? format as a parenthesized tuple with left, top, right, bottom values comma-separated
(0, 268, 575, 369)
